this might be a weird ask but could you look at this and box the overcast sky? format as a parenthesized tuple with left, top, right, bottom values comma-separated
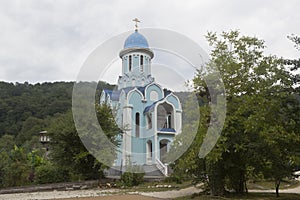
(0, 0, 299, 85)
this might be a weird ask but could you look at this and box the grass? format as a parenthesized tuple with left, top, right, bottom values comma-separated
(247, 179, 300, 190)
(175, 193, 300, 200)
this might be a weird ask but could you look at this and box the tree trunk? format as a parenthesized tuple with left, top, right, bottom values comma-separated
(244, 179, 248, 194)
(275, 179, 281, 197)
(208, 162, 226, 196)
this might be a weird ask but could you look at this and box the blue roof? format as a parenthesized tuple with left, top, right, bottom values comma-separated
(158, 128, 176, 133)
(103, 86, 147, 102)
(124, 30, 149, 48)
(143, 98, 164, 114)
(104, 89, 121, 101)
(144, 102, 157, 114)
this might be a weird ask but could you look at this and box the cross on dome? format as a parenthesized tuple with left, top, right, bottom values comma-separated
(132, 18, 140, 31)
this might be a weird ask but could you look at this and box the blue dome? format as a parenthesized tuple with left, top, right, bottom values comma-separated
(124, 31, 149, 48)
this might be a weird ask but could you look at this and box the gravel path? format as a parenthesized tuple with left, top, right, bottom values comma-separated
(250, 184, 300, 194)
(0, 188, 120, 200)
(141, 186, 202, 199)
(0, 183, 299, 200)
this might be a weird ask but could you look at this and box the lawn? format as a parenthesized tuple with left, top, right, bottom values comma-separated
(247, 179, 300, 190)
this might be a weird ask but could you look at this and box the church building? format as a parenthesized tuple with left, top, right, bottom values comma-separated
(100, 20, 182, 176)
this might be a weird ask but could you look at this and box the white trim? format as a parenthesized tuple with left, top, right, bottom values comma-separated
(165, 92, 182, 111)
(127, 87, 146, 102)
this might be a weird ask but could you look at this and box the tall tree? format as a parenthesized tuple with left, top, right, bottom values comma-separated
(177, 30, 299, 196)
(49, 103, 120, 181)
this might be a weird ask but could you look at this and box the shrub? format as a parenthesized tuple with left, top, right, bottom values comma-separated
(120, 165, 145, 187)
(164, 175, 182, 184)
(34, 162, 70, 184)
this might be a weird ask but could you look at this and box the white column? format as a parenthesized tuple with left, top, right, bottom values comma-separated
(123, 105, 132, 166)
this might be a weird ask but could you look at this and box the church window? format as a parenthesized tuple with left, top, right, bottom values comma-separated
(163, 113, 172, 129)
(129, 55, 132, 71)
(135, 112, 140, 137)
(140, 55, 143, 66)
(140, 55, 144, 72)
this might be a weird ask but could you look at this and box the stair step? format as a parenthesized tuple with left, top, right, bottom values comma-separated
(105, 164, 165, 177)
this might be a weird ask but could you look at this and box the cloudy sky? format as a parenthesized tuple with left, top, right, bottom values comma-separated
(0, 0, 299, 85)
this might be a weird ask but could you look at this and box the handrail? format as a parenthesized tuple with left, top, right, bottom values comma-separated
(156, 158, 168, 176)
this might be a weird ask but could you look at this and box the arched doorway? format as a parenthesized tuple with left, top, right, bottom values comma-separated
(159, 139, 170, 163)
(157, 102, 174, 130)
(146, 140, 153, 164)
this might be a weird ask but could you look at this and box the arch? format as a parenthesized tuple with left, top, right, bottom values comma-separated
(156, 102, 174, 130)
(166, 93, 182, 110)
(145, 82, 163, 101)
(146, 140, 153, 164)
(159, 139, 170, 163)
(128, 88, 145, 103)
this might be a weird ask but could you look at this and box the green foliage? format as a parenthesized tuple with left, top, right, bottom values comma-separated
(0, 82, 74, 137)
(0, 146, 31, 187)
(0, 81, 116, 187)
(174, 30, 300, 196)
(120, 165, 145, 187)
(34, 162, 69, 184)
(48, 102, 119, 181)
(164, 175, 182, 184)
(0, 81, 115, 139)
(48, 111, 102, 181)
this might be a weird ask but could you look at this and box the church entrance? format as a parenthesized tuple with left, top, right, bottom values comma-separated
(159, 139, 170, 163)
(146, 140, 153, 164)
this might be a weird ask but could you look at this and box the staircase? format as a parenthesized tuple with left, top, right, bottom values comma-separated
(143, 164, 165, 177)
(105, 164, 167, 180)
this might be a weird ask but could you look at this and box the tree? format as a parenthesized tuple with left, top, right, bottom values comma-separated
(48, 103, 120, 181)
(176, 30, 299, 196)
(0, 145, 31, 187)
(48, 111, 99, 181)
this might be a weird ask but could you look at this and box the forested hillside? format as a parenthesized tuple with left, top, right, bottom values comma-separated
(0, 81, 118, 187)
(0, 81, 114, 139)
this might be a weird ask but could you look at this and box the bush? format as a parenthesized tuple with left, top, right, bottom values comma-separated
(120, 165, 145, 187)
(164, 175, 182, 184)
(34, 162, 70, 184)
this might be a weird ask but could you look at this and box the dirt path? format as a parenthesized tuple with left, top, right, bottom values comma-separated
(250, 184, 300, 194)
(141, 186, 202, 199)
(0, 189, 120, 200)
(0, 186, 200, 200)
(57, 195, 162, 200)
(0, 183, 299, 200)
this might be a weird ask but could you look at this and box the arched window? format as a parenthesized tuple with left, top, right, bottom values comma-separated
(129, 55, 132, 71)
(135, 112, 140, 137)
(147, 140, 153, 163)
(167, 113, 172, 128)
(140, 55, 144, 65)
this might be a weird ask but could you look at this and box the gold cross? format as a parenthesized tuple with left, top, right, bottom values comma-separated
(132, 18, 140, 30)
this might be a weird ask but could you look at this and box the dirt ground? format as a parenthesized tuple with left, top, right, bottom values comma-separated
(55, 195, 163, 200)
